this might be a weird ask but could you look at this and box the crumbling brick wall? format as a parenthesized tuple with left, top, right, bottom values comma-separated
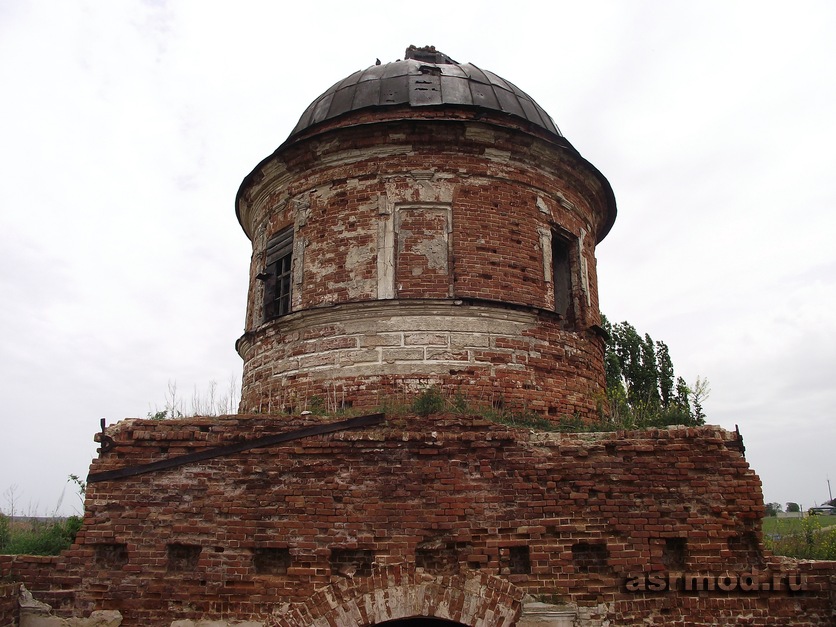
(7, 414, 833, 625)
(0, 582, 20, 627)
(0, 554, 80, 618)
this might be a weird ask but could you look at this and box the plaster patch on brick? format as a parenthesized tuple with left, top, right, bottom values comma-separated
(485, 148, 512, 163)
(538, 227, 552, 312)
(341, 244, 377, 299)
(411, 237, 448, 272)
(376, 208, 396, 300)
(291, 236, 305, 291)
(465, 125, 496, 143)
(316, 144, 408, 170)
(292, 195, 311, 227)
(578, 228, 590, 307)
(554, 191, 576, 212)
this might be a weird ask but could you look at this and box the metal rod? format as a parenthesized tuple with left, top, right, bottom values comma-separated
(87, 413, 384, 483)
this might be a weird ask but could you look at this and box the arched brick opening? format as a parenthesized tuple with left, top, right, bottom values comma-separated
(270, 567, 525, 627)
(377, 619, 466, 626)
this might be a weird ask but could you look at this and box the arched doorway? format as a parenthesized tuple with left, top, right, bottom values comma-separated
(377, 619, 467, 626)
(273, 568, 523, 627)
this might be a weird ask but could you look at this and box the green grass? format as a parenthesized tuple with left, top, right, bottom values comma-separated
(763, 515, 836, 560)
(763, 515, 836, 536)
(0, 515, 82, 556)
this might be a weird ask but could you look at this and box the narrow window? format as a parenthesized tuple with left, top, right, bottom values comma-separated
(263, 227, 294, 322)
(551, 231, 572, 319)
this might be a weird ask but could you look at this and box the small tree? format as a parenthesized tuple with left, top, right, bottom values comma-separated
(786, 502, 801, 513)
(3, 484, 20, 518)
(691, 376, 710, 425)
(68, 474, 86, 514)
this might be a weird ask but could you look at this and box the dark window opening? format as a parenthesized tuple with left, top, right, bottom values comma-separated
(253, 547, 291, 575)
(167, 543, 202, 572)
(507, 546, 531, 574)
(415, 540, 462, 575)
(572, 542, 608, 573)
(552, 231, 572, 319)
(94, 543, 128, 567)
(263, 227, 294, 322)
(330, 548, 374, 578)
(662, 538, 687, 570)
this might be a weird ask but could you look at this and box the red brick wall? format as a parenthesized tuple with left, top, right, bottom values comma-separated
(7, 414, 832, 625)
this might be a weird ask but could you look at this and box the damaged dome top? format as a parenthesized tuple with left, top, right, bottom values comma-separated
(288, 45, 562, 140)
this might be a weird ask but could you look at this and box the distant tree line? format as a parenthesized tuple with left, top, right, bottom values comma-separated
(765, 500, 836, 516)
(601, 317, 709, 428)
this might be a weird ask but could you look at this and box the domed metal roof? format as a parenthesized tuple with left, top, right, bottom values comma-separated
(289, 45, 562, 139)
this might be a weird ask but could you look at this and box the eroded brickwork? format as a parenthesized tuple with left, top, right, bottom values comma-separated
(236, 300, 605, 418)
(5, 414, 832, 625)
(0, 582, 20, 627)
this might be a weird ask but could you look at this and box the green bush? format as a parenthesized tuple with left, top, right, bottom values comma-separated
(1, 516, 82, 556)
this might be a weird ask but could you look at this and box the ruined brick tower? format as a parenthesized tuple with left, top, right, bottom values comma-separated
(236, 45, 617, 419)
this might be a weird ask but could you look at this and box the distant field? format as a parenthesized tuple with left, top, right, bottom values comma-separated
(763, 515, 836, 536)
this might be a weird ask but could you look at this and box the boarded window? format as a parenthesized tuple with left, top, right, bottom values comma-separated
(551, 230, 572, 319)
(263, 227, 293, 321)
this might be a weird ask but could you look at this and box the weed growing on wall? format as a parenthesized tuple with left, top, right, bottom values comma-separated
(148, 378, 240, 419)
(411, 387, 445, 416)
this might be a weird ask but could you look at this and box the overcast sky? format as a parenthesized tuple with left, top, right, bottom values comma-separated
(1, 1, 834, 516)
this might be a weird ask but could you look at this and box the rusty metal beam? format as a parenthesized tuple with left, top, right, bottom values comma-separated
(87, 413, 384, 483)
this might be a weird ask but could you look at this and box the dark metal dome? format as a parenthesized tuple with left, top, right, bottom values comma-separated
(289, 45, 562, 139)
